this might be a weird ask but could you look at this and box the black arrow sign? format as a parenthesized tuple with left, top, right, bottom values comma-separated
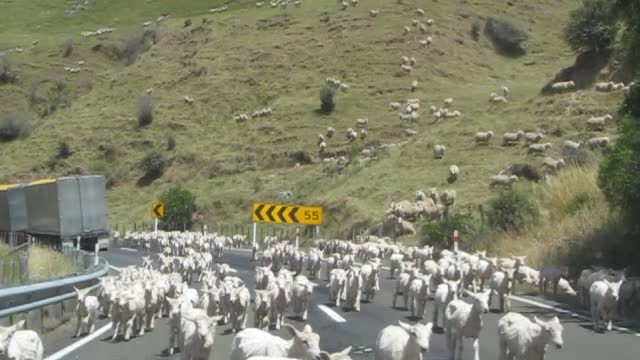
(254, 204, 265, 221)
(153, 204, 163, 218)
(266, 205, 276, 222)
(289, 207, 299, 223)
(277, 206, 287, 223)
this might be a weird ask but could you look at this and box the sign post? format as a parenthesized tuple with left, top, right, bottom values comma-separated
(151, 202, 165, 233)
(453, 229, 459, 252)
(252, 202, 323, 248)
(252, 222, 257, 247)
(295, 227, 300, 250)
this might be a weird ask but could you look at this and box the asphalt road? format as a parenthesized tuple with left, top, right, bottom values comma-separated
(39, 247, 640, 360)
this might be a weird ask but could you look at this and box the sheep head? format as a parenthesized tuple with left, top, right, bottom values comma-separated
(0, 320, 25, 357)
(466, 290, 491, 313)
(285, 324, 322, 360)
(533, 316, 564, 349)
(398, 321, 433, 353)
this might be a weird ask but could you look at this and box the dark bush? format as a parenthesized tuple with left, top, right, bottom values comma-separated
(167, 134, 176, 150)
(137, 94, 154, 127)
(98, 142, 117, 162)
(289, 150, 312, 165)
(422, 211, 477, 250)
(160, 185, 196, 230)
(563, 0, 617, 54)
(487, 190, 539, 231)
(485, 17, 528, 56)
(47, 80, 71, 113)
(184, 19, 192, 28)
(470, 20, 482, 41)
(121, 29, 158, 65)
(56, 139, 72, 159)
(142, 150, 165, 178)
(0, 56, 17, 84)
(563, 147, 595, 167)
(510, 164, 542, 182)
(320, 86, 335, 113)
(62, 38, 74, 57)
(0, 113, 29, 142)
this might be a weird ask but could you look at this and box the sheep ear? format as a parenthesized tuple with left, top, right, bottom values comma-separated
(424, 322, 434, 330)
(303, 324, 313, 333)
(551, 316, 560, 324)
(284, 323, 299, 338)
(15, 319, 26, 330)
(319, 352, 331, 360)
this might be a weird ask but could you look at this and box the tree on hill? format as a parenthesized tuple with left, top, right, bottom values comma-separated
(159, 186, 196, 230)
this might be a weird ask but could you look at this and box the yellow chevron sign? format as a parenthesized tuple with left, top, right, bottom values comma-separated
(253, 203, 323, 225)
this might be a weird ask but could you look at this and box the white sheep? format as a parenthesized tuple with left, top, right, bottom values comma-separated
(528, 142, 552, 155)
(562, 139, 582, 154)
(489, 268, 516, 313)
(0, 320, 43, 360)
(291, 275, 316, 320)
(502, 131, 525, 146)
(443, 97, 454, 108)
(444, 290, 491, 360)
(439, 189, 456, 207)
(369, 9, 379, 17)
(230, 325, 323, 360)
(433, 144, 446, 159)
(525, 132, 544, 144)
(411, 80, 418, 92)
(588, 136, 610, 150)
(489, 174, 519, 189)
(595, 81, 615, 92)
(74, 286, 100, 337)
(541, 157, 565, 173)
(346, 128, 358, 142)
(412, 19, 420, 27)
(433, 280, 460, 329)
(403, 26, 411, 35)
(345, 267, 362, 312)
(374, 321, 433, 360)
(426, 19, 434, 26)
(405, 129, 418, 136)
(180, 310, 221, 360)
(447, 165, 460, 184)
(328, 269, 347, 307)
(587, 114, 613, 131)
(416, 8, 425, 16)
(356, 118, 369, 127)
(498, 313, 564, 360)
(341, 1, 348, 10)
(489, 94, 508, 103)
(418, 24, 428, 34)
(501, 85, 509, 98)
(400, 64, 413, 73)
(390, 102, 401, 110)
(550, 80, 576, 93)
(590, 279, 623, 332)
(184, 96, 194, 104)
(475, 131, 494, 145)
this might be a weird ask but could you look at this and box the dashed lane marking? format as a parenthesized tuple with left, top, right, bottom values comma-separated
(119, 248, 138, 252)
(317, 304, 347, 323)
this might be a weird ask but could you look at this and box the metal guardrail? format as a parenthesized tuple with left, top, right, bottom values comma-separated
(0, 257, 110, 332)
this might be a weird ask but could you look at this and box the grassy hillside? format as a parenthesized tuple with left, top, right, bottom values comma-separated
(0, 0, 625, 234)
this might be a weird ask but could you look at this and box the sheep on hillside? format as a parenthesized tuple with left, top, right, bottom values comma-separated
(489, 175, 519, 189)
(550, 81, 575, 93)
(433, 144, 446, 159)
(502, 131, 524, 146)
(528, 143, 552, 155)
(475, 131, 494, 145)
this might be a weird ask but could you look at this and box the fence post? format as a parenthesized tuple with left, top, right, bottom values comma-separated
(8, 259, 15, 284)
(479, 204, 486, 227)
(19, 245, 29, 284)
(0, 260, 4, 284)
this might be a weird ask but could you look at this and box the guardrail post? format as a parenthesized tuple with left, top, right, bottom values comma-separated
(19, 246, 28, 284)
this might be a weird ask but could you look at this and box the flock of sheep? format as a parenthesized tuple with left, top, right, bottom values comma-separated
(1, 229, 638, 360)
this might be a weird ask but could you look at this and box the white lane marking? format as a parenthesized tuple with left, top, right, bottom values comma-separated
(316, 304, 346, 323)
(230, 248, 252, 253)
(109, 265, 122, 272)
(119, 248, 138, 252)
(511, 295, 640, 336)
(44, 322, 113, 360)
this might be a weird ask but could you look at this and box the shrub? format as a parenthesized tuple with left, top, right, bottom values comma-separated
(470, 20, 482, 41)
(289, 150, 312, 165)
(510, 164, 542, 182)
(142, 150, 165, 178)
(487, 190, 539, 231)
(484, 17, 528, 56)
(160, 185, 196, 230)
(422, 211, 477, 250)
(56, 139, 72, 159)
(121, 29, 158, 65)
(251, 177, 264, 193)
(89, 159, 108, 175)
(0, 56, 17, 84)
(319, 86, 335, 113)
(563, 0, 617, 54)
(98, 142, 117, 162)
(62, 38, 74, 57)
(0, 113, 29, 142)
(137, 94, 154, 127)
(563, 147, 595, 167)
(47, 81, 71, 114)
(167, 134, 176, 150)
(184, 19, 192, 28)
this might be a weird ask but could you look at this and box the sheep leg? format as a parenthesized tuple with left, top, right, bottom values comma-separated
(454, 335, 463, 360)
(303, 304, 309, 321)
(355, 290, 361, 311)
(403, 291, 409, 309)
(538, 278, 544, 295)
(472, 338, 480, 360)
(499, 294, 505, 313)
(498, 337, 508, 360)
(591, 301, 599, 331)
(89, 316, 96, 334)
(432, 305, 439, 328)
(392, 292, 398, 308)
(74, 314, 82, 337)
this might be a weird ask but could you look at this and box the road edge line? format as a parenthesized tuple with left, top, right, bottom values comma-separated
(44, 322, 113, 360)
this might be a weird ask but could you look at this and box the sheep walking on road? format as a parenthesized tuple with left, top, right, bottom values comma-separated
(498, 313, 564, 360)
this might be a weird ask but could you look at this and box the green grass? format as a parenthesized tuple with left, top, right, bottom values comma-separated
(0, 0, 626, 233)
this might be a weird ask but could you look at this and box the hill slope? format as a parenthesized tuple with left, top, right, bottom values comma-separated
(0, 0, 624, 230)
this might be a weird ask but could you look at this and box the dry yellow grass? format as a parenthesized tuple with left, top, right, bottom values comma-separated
(478, 164, 616, 273)
(0, 243, 80, 283)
